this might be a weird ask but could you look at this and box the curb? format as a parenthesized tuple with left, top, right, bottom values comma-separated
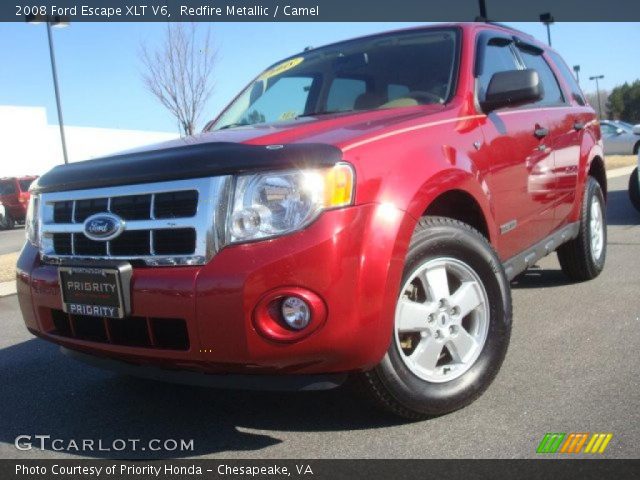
(606, 165, 636, 179)
(0, 280, 16, 298)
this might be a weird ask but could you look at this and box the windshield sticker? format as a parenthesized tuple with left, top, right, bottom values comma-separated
(279, 111, 298, 120)
(258, 57, 304, 81)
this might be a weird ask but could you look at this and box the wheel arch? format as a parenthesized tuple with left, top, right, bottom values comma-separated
(422, 189, 491, 241)
(405, 169, 498, 245)
(588, 155, 607, 200)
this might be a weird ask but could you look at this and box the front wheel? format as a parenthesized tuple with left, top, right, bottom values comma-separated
(355, 217, 512, 419)
(557, 176, 606, 281)
(629, 167, 640, 213)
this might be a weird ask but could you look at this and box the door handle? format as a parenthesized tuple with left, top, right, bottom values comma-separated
(534, 127, 549, 139)
(574, 121, 585, 131)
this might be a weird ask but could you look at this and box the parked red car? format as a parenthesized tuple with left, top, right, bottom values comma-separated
(17, 23, 606, 418)
(0, 176, 38, 229)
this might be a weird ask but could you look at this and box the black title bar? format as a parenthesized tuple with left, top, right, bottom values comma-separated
(6, 0, 640, 22)
(4, 459, 640, 480)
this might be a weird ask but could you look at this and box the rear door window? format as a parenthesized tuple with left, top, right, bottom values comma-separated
(547, 51, 586, 106)
(518, 50, 565, 106)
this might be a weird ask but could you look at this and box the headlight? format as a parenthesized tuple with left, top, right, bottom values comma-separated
(25, 193, 40, 247)
(226, 163, 354, 244)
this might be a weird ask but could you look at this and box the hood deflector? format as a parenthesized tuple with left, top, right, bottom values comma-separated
(35, 142, 342, 193)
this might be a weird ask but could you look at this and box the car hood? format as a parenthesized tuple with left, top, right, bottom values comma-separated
(35, 106, 446, 193)
(122, 105, 446, 154)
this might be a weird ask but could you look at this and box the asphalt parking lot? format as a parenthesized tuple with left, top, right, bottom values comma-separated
(0, 174, 638, 459)
(0, 227, 24, 255)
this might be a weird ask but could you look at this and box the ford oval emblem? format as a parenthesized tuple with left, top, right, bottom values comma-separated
(83, 213, 125, 241)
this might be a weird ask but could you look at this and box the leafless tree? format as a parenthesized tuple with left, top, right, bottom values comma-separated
(140, 24, 217, 136)
(584, 89, 610, 118)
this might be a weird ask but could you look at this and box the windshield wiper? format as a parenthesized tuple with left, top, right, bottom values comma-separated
(296, 109, 354, 119)
(217, 122, 249, 130)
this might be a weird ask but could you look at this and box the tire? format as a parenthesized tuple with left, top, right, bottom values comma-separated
(629, 167, 640, 212)
(1, 213, 15, 230)
(557, 176, 606, 281)
(354, 216, 512, 419)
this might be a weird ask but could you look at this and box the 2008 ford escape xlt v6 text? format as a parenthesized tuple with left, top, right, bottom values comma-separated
(18, 23, 606, 418)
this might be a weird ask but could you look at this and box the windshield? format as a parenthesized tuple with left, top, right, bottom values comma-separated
(209, 28, 459, 131)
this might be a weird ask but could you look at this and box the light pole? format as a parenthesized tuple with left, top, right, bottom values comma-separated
(477, 0, 488, 21)
(26, 14, 69, 164)
(573, 65, 581, 85)
(589, 75, 605, 119)
(540, 13, 554, 46)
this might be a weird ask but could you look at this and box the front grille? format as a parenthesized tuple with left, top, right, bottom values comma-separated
(75, 233, 107, 256)
(111, 194, 152, 220)
(110, 230, 150, 256)
(153, 229, 197, 255)
(50, 309, 190, 350)
(154, 190, 198, 218)
(75, 198, 108, 222)
(39, 178, 229, 266)
(53, 233, 72, 255)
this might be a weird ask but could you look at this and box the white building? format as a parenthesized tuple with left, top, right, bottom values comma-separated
(0, 105, 178, 178)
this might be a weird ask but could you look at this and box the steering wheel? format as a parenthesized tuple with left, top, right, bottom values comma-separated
(406, 91, 445, 105)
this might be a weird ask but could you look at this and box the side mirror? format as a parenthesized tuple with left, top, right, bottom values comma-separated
(615, 127, 625, 135)
(481, 69, 542, 112)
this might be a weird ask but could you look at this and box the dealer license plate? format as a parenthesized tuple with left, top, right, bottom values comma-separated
(58, 266, 125, 319)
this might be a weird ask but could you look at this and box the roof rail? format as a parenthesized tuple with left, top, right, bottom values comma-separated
(483, 22, 535, 39)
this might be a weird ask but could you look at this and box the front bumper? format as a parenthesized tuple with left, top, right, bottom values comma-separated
(17, 203, 412, 376)
(61, 347, 347, 390)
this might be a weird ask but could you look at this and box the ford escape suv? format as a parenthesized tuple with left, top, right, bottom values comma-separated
(18, 23, 606, 418)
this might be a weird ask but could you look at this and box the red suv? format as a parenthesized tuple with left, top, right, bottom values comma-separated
(0, 176, 38, 229)
(17, 23, 606, 418)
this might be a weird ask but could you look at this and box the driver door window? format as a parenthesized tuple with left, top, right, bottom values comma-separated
(477, 44, 519, 103)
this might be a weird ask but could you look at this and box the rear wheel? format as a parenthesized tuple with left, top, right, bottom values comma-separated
(355, 217, 512, 419)
(629, 167, 640, 212)
(0, 213, 14, 230)
(557, 176, 606, 281)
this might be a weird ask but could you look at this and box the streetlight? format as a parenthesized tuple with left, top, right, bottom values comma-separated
(589, 75, 605, 119)
(573, 65, 581, 85)
(26, 14, 69, 165)
(540, 13, 554, 46)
